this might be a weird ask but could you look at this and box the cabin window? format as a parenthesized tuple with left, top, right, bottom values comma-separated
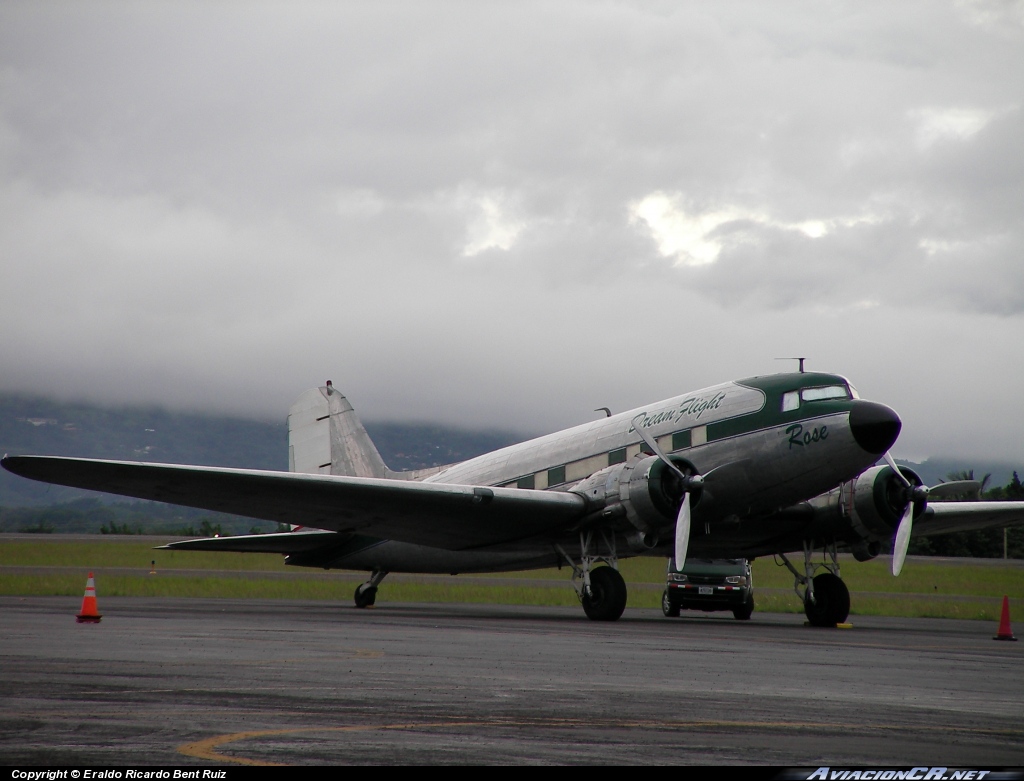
(672, 431, 691, 450)
(547, 465, 566, 486)
(608, 448, 627, 465)
(782, 391, 800, 412)
(517, 475, 535, 489)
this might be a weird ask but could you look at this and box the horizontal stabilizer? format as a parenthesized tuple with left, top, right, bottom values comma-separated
(156, 529, 344, 554)
(927, 480, 982, 498)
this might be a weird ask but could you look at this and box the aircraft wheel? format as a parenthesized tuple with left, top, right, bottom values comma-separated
(803, 573, 849, 626)
(582, 566, 627, 621)
(662, 590, 680, 617)
(733, 594, 754, 621)
(354, 584, 377, 609)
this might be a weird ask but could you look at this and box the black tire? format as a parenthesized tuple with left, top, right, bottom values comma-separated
(803, 573, 849, 627)
(582, 567, 628, 621)
(733, 594, 754, 620)
(354, 584, 377, 608)
(662, 589, 680, 617)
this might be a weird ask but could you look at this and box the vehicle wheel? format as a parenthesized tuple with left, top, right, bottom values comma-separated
(733, 594, 754, 620)
(662, 589, 680, 617)
(803, 573, 849, 626)
(582, 566, 627, 621)
(354, 584, 377, 608)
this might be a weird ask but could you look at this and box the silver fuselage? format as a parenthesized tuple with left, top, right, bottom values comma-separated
(296, 372, 894, 573)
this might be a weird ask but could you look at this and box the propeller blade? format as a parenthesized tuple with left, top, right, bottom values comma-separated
(632, 413, 700, 569)
(928, 480, 981, 498)
(883, 451, 918, 575)
(674, 492, 691, 569)
(891, 502, 914, 576)
(883, 451, 911, 488)
(631, 414, 687, 481)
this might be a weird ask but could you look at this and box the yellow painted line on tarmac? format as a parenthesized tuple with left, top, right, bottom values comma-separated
(178, 718, 1024, 766)
(178, 722, 491, 765)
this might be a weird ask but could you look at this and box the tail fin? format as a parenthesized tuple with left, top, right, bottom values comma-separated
(288, 381, 389, 478)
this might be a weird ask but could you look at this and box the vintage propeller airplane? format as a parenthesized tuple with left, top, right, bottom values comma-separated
(4, 370, 1024, 625)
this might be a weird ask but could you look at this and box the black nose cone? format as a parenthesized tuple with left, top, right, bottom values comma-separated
(849, 401, 902, 455)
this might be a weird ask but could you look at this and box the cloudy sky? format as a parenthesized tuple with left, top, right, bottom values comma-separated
(1, 1, 1022, 463)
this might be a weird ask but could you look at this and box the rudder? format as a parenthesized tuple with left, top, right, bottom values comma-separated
(288, 381, 389, 478)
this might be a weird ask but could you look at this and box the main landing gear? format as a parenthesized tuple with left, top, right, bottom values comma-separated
(556, 530, 628, 621)
(778, 541, 850, 627)
(354, 568, 388, 608)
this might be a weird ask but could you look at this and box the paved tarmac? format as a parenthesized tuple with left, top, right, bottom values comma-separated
(1, 596, 1022, 765)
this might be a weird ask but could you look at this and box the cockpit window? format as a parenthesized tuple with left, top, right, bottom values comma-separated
(782, 391, 800, 411)
(801, 385, 849, 402)
(782, 384, 851, 411)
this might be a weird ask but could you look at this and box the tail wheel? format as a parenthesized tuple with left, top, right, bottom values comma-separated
(582, 566, 628, 621)
(354, 585, 377, 609)
(662, 589, 680, 618)
(803, 573, 850, 627)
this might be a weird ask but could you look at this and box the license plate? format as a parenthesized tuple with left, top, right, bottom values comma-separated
(699, 586, 714, 595)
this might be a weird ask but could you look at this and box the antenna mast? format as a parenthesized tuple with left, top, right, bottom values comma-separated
(775, 358, 806, 373)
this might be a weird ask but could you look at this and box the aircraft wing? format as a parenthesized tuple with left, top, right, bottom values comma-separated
(0, 456, 587, 550)
(913, 501, 1024, 537)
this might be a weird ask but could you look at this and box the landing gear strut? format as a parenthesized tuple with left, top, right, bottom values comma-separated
(556, 530, 627, 621)
(354, 568, 388, 608)
(778, 541, 850, 627)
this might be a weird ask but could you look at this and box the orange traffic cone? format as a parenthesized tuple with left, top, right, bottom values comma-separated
(994, 595, 1016, 641)
(76, 572, 102, 624)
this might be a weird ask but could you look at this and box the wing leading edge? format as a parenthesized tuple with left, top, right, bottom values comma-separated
(0, 455, 587, 550)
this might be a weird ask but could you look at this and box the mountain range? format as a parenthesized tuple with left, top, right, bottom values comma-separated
(1, 392, 1019, 535)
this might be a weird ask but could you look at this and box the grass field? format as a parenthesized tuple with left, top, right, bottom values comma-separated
(1, 536, 1020, 620)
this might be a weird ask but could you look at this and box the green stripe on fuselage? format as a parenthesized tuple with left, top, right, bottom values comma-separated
(705, 373, 854, 445)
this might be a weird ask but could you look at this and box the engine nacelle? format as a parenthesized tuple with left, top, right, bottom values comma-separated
(571, 454, 700, 536)
(805, 464, 926, 558)
(850, 464, 925, 538)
